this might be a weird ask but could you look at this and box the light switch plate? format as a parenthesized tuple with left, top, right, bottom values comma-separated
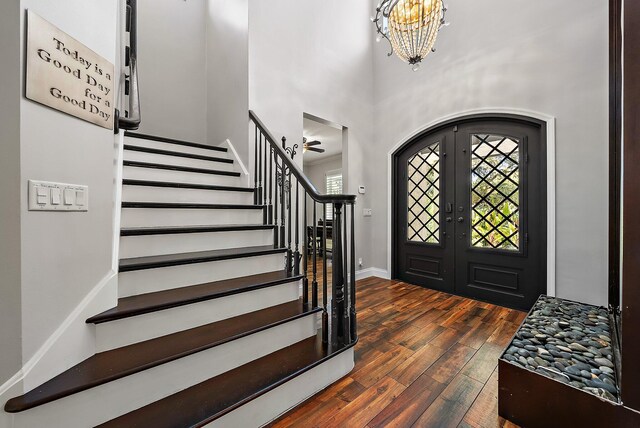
(363, 208, 372, 217)
(29, 180, 88, 212)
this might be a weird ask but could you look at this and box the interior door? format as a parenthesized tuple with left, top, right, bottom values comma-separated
(394, 117, 545, 310)
(395, 128, 455, 293)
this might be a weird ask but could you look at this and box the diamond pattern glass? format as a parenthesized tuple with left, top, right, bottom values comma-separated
(471, 135, 520, 251)
(407, 143, 440, 244)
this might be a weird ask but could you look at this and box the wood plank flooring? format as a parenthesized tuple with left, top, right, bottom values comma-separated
(268, 276, 526, 428)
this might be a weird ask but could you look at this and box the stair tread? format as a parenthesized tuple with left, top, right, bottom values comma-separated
(124, 144, 233, 164)
(121, 224, 276, 236)
(123, 160, 241, 177)
(121, 201, 265, 210)
(87, 271, 304, 324)
(4, 301, 318, 413)
(119, 245, 286, 272)
(122, 179, 254, 193)
(97, 335, 352, 428)
(124, 132, 227, 153)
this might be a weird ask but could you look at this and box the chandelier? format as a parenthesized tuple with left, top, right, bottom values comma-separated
(372, 0, 448, 71)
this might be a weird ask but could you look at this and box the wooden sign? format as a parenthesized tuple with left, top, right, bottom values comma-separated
(26, 10, 115, 130)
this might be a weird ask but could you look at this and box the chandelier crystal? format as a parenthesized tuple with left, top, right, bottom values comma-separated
(373, 0, 448, 71)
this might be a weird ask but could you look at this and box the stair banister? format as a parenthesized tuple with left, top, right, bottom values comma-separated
(249, 111, 356, 203)
(115, 0, 141, 132)
(249, 110, 358, 348)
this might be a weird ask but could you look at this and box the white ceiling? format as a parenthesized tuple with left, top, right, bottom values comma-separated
(302, 117, 343, 163)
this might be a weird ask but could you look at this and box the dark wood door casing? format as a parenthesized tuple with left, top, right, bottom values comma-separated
(620, 0, 640, 412)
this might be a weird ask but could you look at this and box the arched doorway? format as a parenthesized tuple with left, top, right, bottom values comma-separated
(392, 114, 547, 310)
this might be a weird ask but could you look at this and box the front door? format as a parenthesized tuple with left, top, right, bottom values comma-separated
(394, 117, 545, 310)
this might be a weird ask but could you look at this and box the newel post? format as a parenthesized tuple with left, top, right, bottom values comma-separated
(331, 202, 346, 346)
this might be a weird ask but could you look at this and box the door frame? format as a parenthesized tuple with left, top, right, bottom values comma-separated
(387, 108, 556, 297)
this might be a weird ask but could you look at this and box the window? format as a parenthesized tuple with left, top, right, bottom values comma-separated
(325, 170, 343, 221)
(407, 143, 441, 244)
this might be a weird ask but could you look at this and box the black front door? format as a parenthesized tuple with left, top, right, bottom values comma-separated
(394, 117, 546, 310)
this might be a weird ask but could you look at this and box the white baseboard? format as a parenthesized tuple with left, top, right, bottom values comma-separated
(355, 267, 390, 281)
(220, 139, 250, 187)
(0, 271, 118, 397)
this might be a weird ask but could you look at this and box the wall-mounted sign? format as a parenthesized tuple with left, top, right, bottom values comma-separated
(26, 10, 115, 130)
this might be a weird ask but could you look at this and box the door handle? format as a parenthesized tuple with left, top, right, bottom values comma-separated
(457, 217, 464, 223)
(446, 217, 452, 223)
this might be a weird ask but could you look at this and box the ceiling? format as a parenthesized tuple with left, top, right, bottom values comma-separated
(302, 117, 343, 163)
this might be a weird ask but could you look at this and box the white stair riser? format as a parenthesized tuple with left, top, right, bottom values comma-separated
(120, 229, 273, 258)
(124, 137, 229, 159)
(12, 317, 319, 428)
(118, 253, 285, 297)
(96, 280, 301, 352)
(123, 166, 242, 187)
(121, 208, 264, 228)
(124, 150, 236, 171)
(208, 347, 355, 428)
(122, 185, 253, 205)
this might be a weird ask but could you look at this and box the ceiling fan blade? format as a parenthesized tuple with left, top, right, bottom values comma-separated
(307, 147, 326, 153)
(305, 141, 322, 146)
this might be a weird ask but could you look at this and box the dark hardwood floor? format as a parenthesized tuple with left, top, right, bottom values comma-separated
(269, 276, 525, 428)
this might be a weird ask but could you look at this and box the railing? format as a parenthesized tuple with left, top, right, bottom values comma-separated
(115, 0, 141, 133)
(249, 111, 358, 348)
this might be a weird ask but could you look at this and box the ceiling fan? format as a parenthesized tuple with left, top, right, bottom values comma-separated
(303, 137, 325, 154)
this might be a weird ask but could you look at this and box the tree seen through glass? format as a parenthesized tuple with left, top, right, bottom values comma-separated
(471, 135, 521, 251)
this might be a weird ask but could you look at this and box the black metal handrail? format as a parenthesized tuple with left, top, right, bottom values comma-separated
(249, 111, 358, 348)
(116, 0, 141, 132)
(249, 111, 355, 204)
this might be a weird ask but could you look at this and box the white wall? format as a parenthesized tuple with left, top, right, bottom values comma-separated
(0, 0, 121, 397)
(369, 0, 609, 305)
(304, 155, 343, 223)
(136, 0, 207, 143)
(0, 0, 23, 388)
(249, 0, 374, 270)
(207, 0, 249, 164)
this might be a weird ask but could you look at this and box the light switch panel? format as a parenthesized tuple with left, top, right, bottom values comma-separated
(51, 188, 61, 205)
(76, 190, 86, 206)
(63, 189, 74, 205)
(29, 180, 88, 212)
(36, 187, 49, 205)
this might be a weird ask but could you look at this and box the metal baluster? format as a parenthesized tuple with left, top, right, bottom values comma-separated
(253, 126, 258, 204)
(294, 181, 301, 276)
(322, 203, 328, 344)
(286, 168, 293, 274)
(350, 203, 357, 341)
(342, 204, 351, 344)
(312, 202, 318, 308)
(273, 153, 279, 248)
(302, 194, 309, 305)
(268, 146, 273, 225)
(258, 132, 263, 206)
(262, 135, 269, 224)
(331, 203, 345, 346)
(280, 139, 286, 249)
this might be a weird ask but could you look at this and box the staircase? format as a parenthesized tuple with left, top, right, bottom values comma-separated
(3, 130, 357, 427)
